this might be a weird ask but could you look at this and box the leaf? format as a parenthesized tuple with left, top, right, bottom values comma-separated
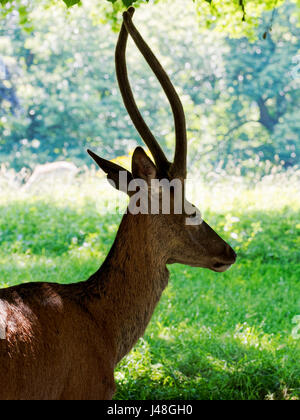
(107, 0, 136, 8)
(122, 0, 136, 7)
(0, 0, 9, 5)
(63, 0, 81, 8)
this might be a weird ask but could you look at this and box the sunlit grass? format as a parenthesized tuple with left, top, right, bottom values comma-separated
(0, 169, 299, 400)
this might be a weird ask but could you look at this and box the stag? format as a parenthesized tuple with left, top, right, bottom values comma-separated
(0, 8, 236, 400)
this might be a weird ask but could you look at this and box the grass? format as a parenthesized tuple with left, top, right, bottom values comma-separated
(0, 170, 299, 400)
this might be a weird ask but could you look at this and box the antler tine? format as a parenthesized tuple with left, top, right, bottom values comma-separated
(115, 7, 170, 175)
(123, 8, 187, 179)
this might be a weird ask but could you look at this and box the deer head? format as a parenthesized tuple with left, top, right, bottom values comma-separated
(88, 7, 236, 273)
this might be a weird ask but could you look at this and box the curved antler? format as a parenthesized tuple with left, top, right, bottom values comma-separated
(122, 8, 187, 179)
(115, 7, 171, 176)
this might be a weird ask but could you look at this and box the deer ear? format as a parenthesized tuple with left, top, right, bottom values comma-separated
(132, 147, 157, 183)
(87, 149, 133, 195)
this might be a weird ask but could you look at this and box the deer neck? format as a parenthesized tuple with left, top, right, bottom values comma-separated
(88, 213, 169, 364)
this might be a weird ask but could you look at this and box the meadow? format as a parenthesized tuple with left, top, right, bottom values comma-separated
(0, 168, 299, 400)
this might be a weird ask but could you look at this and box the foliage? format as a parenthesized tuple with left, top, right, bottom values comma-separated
(0, 0, 299, 174)
(0, 170, 299, 400)
(194, 1, 300, 174)
(0, 0, 299, 37)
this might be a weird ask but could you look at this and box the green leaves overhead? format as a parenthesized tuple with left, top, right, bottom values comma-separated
(122, 0, 137, 8)
(63, 0, 146, 8)
(1, 0, 299, 174)
(0, 1, 298, 38)
(63, 0, 81, 7)
(107, 0, 146, 6)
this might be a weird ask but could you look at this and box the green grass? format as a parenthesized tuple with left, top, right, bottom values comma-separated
(0, 171, 299, 400)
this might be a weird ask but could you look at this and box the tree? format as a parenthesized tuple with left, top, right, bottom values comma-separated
(0, 57, 20, 113)
(0, 0, 299, 38)
(0, 0, 299, 174)
(199, 1, 300, 172)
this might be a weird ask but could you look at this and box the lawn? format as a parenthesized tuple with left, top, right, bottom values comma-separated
(0, 170, 299, 400)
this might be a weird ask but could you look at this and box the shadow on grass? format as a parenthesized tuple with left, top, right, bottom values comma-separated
(0, 200, 299, 400)
(115, 334, 300, 400)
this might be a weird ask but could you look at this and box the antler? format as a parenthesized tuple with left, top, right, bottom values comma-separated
(116, 7, 187, 179)
(115, 8, 170, 177)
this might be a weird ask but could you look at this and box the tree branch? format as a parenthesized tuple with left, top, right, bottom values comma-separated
(257, 97, 277, 132)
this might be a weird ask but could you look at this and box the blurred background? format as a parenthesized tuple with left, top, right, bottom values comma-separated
(0, 0, 299, 178)
(0, 0, 299, 400)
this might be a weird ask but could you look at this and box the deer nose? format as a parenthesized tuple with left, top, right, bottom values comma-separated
(225, 243, 237, 264)
(211, 244, 237, 271)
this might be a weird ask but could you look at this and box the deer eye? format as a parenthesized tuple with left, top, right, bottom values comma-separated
(187, 204, 198, 217)
(185, 205, 203, 226)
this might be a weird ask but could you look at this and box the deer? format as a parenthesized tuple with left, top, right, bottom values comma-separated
(22, 161, 78, 192)
(0, 7, 236, 400)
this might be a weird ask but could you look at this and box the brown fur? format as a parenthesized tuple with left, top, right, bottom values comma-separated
(0, 214, 169, 400)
